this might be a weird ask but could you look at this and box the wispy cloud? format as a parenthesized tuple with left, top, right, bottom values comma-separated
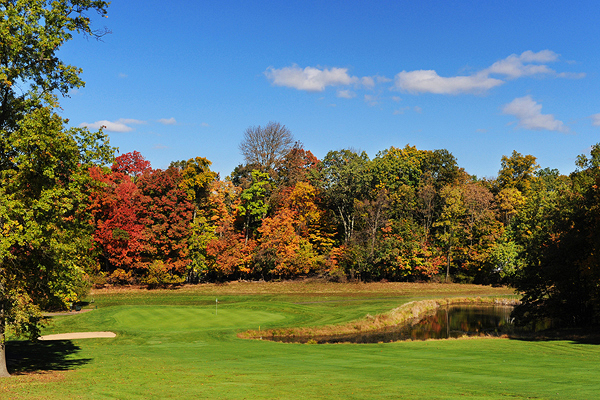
(80, 118, 146, 133)
(502, 95, 568, 133)
(364, 94, 380, 106)
(158, 117, 177, 125)
(591, 113, 600, 127)
(393, 106, 410, 115)
(393, 106, 422, 115)
(394, 70, 503, 94)
(337, 89, 356, 99)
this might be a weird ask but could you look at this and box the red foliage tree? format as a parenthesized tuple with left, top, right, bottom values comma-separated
(89, 152, 195, 284)
(136, 167, 195, 276)
(111, 150, 152, 179)
(88, 166, 145, 282)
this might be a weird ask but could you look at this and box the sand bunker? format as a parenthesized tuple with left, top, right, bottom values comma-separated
(38, 332, 116, 340)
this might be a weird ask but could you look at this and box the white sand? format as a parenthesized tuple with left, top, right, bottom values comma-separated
(38, 332, 117, 340)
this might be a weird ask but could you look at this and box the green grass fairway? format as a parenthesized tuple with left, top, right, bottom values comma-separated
(2, 282, 598, 399)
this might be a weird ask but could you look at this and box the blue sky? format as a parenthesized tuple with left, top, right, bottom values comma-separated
(58, 0, 600, 179)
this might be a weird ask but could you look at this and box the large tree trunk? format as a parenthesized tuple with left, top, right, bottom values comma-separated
(0, 307, 10, 377)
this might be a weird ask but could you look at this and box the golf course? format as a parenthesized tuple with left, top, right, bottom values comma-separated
(2, 282, 598, 399)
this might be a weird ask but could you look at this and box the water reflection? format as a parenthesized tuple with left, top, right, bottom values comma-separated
(269, 305, 515, 344)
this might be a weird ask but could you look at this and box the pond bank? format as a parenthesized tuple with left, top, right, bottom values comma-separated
(238, 296, 520, 341)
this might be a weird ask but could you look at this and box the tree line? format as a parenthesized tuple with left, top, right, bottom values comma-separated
(88, 125, 600, 328)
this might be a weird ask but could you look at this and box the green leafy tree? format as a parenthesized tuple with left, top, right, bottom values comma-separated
(0, 107, 113, 376)
(0, 0, 109, 130)
(434, 185, 465, 282)
(512, 145, 600, 328)
(170, 157, 217, 282)
(238, 170, 271, 242)
(317, 149, 372, 244)
(0, 0, 110, 377)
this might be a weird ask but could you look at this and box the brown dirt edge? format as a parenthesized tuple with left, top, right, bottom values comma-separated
(43, 309, 94, 317)
(38, 332, 116, 340)
(238, 296, 519, 341)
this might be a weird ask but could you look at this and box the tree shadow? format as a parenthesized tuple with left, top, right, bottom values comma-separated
(6, 340, 92, 375)
(508, 328, 600, 345)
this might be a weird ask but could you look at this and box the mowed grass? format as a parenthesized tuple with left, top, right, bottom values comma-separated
(2, 282, 598, 399)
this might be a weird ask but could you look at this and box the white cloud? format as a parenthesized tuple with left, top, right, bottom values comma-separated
(591, 113, 600, 127)
(158, 117, 177, 125)
(393, 50, 583, 95)
(265, 50, 583, 100)
(394, 70, 503, 94)
(201, 122, 210, 127)
(337, 89, 356, 99)
(414, 106, 422, 113)
(484, 50, 558, 79)
(80, 118, 146, 133)
(265, 65, 358, 92)
(361, 76, 375, 88)
(502, 96, 568, 133)
(519, 50, 559, 63)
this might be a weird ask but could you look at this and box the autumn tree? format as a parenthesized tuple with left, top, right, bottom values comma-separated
(204, 180, 257, 280)
(0, 0, 110, 377)
(112, 150, 151, 181)
(276, 145, 319, 188)
(256, 208, 319, 279)
(136, 167, 195, 284)
(497, 150, 539, 193)
(89, 165, 145, 283)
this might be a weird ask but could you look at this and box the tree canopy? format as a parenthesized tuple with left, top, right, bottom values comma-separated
(0, 0, 111, 377)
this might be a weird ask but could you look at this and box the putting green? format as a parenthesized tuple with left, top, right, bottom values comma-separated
(109, 306, 286, 332)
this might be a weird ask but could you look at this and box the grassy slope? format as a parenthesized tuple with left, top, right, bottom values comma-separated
(2, 282, 597, 399)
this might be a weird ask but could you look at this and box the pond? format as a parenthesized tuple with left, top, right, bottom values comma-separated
(268, 305, 515, 344)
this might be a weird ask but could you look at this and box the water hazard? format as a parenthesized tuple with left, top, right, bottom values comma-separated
(269, 305, 515, 344)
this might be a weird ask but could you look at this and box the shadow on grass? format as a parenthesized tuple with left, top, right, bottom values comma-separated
(508, 328, 600, 345)
(6, 340, 91, 375)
